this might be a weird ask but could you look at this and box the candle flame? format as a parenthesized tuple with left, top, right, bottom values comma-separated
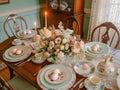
(45, 11, 47, 15)
(34, 22, 36, 27)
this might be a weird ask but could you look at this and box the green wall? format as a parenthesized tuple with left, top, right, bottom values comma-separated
(83, 0, 92, 38)
(0, 0, 41, 42)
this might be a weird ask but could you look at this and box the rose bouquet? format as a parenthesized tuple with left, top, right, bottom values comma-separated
(36, 22, 85, 63)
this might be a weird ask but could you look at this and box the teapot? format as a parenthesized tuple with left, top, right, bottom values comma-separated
(104, 55, 116, 75)
(97, 55, 116, 75)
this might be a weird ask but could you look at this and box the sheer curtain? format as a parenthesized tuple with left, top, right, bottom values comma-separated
(88, 0, 120, 40)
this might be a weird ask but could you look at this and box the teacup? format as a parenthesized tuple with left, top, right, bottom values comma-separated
(34, 53, 43, 60)
(89, 75, 101, 87)
(13, 39, 22, 45)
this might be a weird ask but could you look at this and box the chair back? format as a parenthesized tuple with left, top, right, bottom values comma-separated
(64, 16, 81, 37)
(91, 22, 120, 48)
(0, 75, 13, 90)
(3, 14, 28, 38)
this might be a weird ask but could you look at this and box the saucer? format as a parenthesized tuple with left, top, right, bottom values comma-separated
(84, 78, 104, 90)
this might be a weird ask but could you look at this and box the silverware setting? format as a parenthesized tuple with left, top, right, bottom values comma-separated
(70, 78, 85, 90)
(15, 56, 32, 66)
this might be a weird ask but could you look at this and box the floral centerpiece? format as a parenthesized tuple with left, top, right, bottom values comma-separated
(36, 22, 85, 63)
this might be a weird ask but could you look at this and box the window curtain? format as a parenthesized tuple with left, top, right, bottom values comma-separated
(88, 0, 120, 40)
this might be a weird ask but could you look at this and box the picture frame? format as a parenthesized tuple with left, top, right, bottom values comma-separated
(0, 0, 9, 4)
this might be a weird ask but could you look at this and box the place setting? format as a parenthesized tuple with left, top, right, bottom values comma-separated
(36, 64, 76, 90)
(3, 45, 32, 62)
(85, 42, 110, 57)
(16, 29, 36, 39)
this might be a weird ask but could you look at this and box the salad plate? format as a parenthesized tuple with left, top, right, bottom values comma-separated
(37, 64, 76, 90)
(84, 78, 104, 90)
(85, 42, 110, 56)
(3, 45, 31, 62)
(16, 30, 36, 39)
(74, 61, 95, 77)
(44, 68, 66, 84)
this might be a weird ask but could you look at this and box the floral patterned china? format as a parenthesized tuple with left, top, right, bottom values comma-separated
(12, 39, 22, 45)
(74, 61, 95, 77)
(3, 45, 31, 62)
(37, 64, 76, 90)
(44, 68, 67, 84)
(16, 30, 36, 39)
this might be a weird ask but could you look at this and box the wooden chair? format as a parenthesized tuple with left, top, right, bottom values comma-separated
(0, 75, 37, 90)
(91, 22, 120, 48)
(3, 14, 28, 38)
(64, 16, 81, 37)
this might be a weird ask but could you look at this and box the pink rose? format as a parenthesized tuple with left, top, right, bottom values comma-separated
(55, 29, 62, 36)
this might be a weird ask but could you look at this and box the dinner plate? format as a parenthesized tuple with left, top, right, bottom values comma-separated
(85, 42, 110, 56)
(44, 68, 66, 84)
(74, 61, 95, 76)
(37, 64, 76, 90)
(84, 78, 104, 90)
(3, 45, 31, 62)
(117, 75, 120, 89)
(16, 30, 36, 39)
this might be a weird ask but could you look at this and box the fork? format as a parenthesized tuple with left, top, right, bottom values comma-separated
(15, 56, 32, 66)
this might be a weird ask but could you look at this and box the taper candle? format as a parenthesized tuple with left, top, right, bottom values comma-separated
(45, 11, 47, 28)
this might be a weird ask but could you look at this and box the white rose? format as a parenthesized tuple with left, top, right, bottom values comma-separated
(60, 45, 64, 50)
(55, 29, 62, 36)
(43, 28, 52, 38)
(62, 39, 67, 44)
(65, 43, 69, 50)
(57, 51, 65, 60)
(49, 41, 55, 49)
(72, 43, 80, 53)
(79, 40, 85, 50)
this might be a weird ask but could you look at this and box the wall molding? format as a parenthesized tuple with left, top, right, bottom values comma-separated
(0, 4, 46, 17)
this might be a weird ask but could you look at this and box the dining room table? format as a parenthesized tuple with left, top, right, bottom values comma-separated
(0, 29, 120, 90)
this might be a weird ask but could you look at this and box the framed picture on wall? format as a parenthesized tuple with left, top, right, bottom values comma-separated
(0, 0, 9, 4)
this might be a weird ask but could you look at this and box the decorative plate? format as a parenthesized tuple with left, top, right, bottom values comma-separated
(84, 78, 104, 90)
(44, 68, 66, 84)
(3, 45, 31, 62)
(16, 30, 36, 39)
(85, 42, 110, 56)
(37, 64, 76, 90)
(74, 61, 95, 76)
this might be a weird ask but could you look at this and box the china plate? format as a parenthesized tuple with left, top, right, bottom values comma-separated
(84, 78, 104, 90)
(3, 45, 31, 62)
(16, 30, 36, 39)
(74, 61, 95, 76)
(85, 42, 110, 56)
(37, 64, 76, 90)
(44, 68, 66, 84)
(117, 75, 120, 89)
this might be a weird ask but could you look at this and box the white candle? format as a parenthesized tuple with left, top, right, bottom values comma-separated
(45, 11, 47, 28)
(34, 22, 37, 34)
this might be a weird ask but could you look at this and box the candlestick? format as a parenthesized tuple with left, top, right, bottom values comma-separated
(45, 11, 47, 28)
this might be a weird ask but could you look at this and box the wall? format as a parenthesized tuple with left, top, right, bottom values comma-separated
(0, 0, 43, 43)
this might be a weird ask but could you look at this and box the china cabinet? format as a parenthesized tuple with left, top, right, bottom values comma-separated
(45, 0, 84, 37)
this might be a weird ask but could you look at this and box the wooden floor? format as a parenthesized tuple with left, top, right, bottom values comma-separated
(0, 61, 10, 81)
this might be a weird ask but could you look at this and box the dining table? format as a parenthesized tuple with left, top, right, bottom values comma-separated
(0, 34, 119, 90)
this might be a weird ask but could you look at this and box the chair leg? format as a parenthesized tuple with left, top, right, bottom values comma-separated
(8, 67, 14, 79)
